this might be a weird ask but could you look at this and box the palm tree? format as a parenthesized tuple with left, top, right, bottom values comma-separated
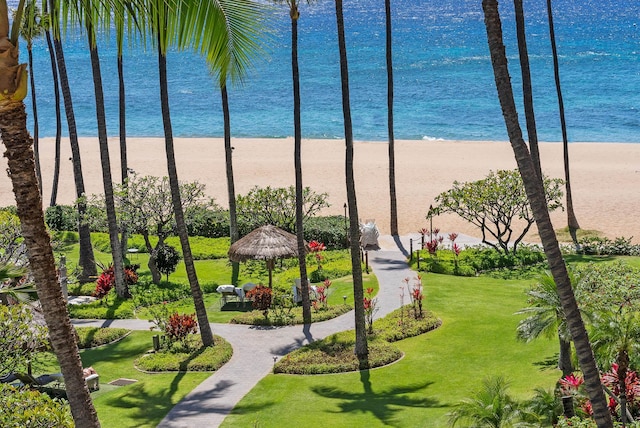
(48, 0, 97, 282)
(590, 310, 640, 425)
(77, 0, 127, 297)
(513, 0, 541, 180)
(385, 0, 398, 236)
(43, 0, 62, 207)
(546, 0, 580, 245)
(17, 0, 48, 195)
(481, 1, 612, 426)
(220, 84, 240, 285)
(334, 0, 368, 361)
(516, 271, 574, 376)
(0, 2, 100, 425)
(448, 377, 534, 427)
(148, 0, 264, 346)
(281, 0, 311, 324)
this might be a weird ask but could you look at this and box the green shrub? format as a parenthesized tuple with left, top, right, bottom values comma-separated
(578, 236, 640, 256)
(51, 230, 79, 244)
(135, 335, 232, 372)
(45, 205, 77, 231)
(75, 327, 130, 348)
(155, 244, 181, 279)
(0, 384, 73, 427)
(185, 206, 230, 238)
(177, 236, 229, 259)
(230, 304, 351, 326)
(304, 216, 348, 250)
(371, 306, 441, 342)
(91, 232, 112, 252)
(273, 331, 401, 374)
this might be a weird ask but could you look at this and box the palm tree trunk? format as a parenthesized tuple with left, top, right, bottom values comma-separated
(335, 0, 368, 361)
(514, 0, 542, 180)
(385, 0, 398, 236)
(0, 101, 100, 427)
(27, 45, 42, 195)
(158, 43, 214, 347)
(559, 335, 574, 377)
(118, 52, 129, 258)
(546, 0, 580, 242)
(49, 0, 96, 280)
(481, 2, 611, 426)
(291, 5, 312, 324)
(221, 85, 240, 285)
(44, 26, 62, 207)
(87, 31, 126, 297)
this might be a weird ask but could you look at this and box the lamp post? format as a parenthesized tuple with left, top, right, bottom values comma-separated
(343, 202, 348, 247)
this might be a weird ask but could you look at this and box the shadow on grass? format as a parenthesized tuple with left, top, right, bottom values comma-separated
(563, 254, 616, 264)
(311, 369, 443, 427)
(533, 353, 561, 371)
(220, 302, 254, 312)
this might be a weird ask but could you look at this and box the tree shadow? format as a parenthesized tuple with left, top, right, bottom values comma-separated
(311, 369, 443, 427)
(533, 353, 560, 371)
(393, 235, 410, 257)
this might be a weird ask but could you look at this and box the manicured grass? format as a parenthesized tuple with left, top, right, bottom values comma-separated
(221, 273, 561, 427)
(80, 331, 211, 428)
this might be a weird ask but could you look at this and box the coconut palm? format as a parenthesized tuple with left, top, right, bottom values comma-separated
(513, 0, 541, 180)
(481, 1, 612, 425)
(276, 0, 312, 323)
(147, 0, 264, 346)
(220, 84, 241, 285)
(334, 0, 368, 360)
(48, 0, 97, 282)
(385, 0, 398, 236)
(546, 0, 580, 245)
(43, 0, 62, 207)
(516, 271, 575, 376)
(17, 0, 48, 195)
(0, 1, 100, 424)
(69, 0, 127, 297)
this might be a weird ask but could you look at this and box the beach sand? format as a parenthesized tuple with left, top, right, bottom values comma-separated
(1, 137, 639, 242)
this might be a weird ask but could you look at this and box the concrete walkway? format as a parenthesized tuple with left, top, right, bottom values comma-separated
(73, 234, 476, 427)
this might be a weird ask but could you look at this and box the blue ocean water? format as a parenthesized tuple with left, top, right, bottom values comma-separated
(17, 0, 640, 142)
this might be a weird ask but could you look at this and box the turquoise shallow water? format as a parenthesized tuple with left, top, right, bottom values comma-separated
(15, 0, 640, 142)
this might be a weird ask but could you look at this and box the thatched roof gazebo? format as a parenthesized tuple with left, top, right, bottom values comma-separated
(228, 225, 306, 287)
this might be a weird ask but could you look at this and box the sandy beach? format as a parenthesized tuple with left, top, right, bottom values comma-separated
(1, 137, 639, 242)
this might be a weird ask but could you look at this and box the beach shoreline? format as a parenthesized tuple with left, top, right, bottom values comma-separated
(2, 137, 639, 242)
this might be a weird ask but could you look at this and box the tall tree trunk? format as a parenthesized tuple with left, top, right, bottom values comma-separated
(87, 29, 126, 297)
(546, 0, 580, 243)
(44, 25, 62, 207)
(118, 53, 129, 258)
(27, 44, 42, 194)
(291, 4, 311, 324)
(334, 0, 368, 361)
(1, 102, 100, 428)
(481, 2, 611, 426)
(559, 335, 574, 377)
(221, 85, 240, 285)
(49, 0, 96, 280)
(158, 43, 214, 347)
(514, 0, 542, 180)
(385, 0, 398, 236)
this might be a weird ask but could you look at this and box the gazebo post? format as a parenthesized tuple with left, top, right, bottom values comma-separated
(268, 259, 274, 288)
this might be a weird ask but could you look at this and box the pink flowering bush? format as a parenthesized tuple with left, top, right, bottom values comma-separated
(363, 287, 378, 334)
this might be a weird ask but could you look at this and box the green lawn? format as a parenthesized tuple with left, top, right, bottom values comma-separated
(80, 331, 211, 428)
(221, 273, 561, 427)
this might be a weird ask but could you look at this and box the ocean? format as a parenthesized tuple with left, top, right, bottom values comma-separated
(16, 0, 640, 142)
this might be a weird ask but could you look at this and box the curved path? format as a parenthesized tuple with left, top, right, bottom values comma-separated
(73, 234, 473, 427)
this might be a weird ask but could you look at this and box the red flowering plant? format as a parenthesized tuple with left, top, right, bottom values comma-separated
(246, 285, 272, 320)
(316, 279, 332, 309)
(403, 276, 424, 319)
(363, 287, 378, 334)
(165, 313, 198, 345)
(93, 265, 139, 300)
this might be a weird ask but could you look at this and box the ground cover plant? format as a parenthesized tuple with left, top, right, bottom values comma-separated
(75, 327, 131, 348)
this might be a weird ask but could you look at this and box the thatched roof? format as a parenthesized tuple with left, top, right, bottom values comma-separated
(228, 225, 303, 262)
